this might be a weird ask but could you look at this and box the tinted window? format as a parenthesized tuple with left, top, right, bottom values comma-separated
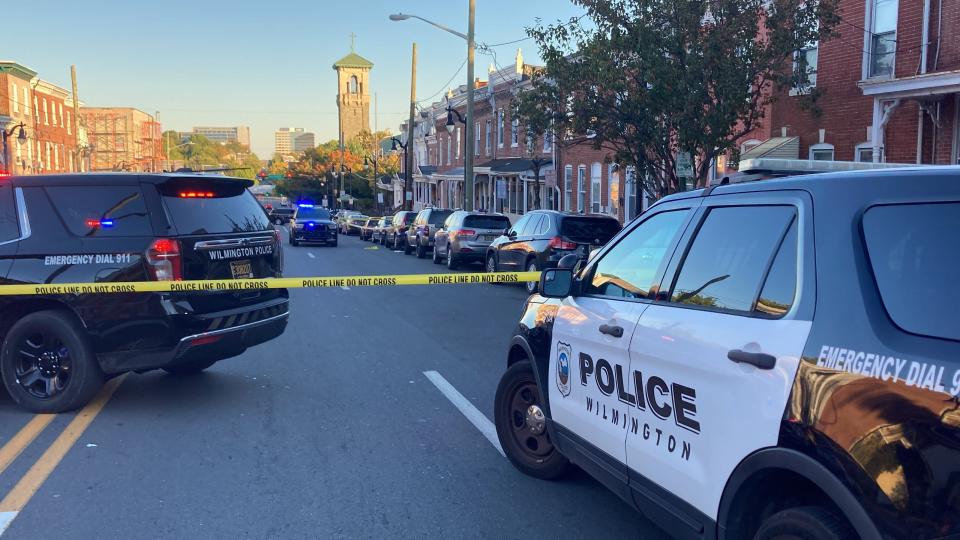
(755, 218, 798, 318)
(463, 215, 510, 229)
(535, 214, 552, 235)
(521, 214, 543, 236)
(0, 186, 19, 242)
(47, 186, 153, 237)
(561, 217, 621, 244)
(586, 210, 688, 299)
(162, 191, 270, 235)
(863, 202, 960, 341)
(428, 210, 452, 225)
(296, 207, 331, 220)
(671, 206, 796, 313)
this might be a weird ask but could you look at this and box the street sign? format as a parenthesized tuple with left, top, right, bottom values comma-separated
(676, 152, 694, 178)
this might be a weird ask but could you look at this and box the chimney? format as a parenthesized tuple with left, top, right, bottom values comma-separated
(515, 48, 524, 74)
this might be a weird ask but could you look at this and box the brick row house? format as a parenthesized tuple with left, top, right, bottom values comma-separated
(724, 0, 960, 174)
(1, 62, 82, 175)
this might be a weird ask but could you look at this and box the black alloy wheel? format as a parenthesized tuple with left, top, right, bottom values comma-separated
(432, 243, 442, 264)
(494, 361, 570, 479)
(1, 311, 104, 413)
(416, 238, 427, 258)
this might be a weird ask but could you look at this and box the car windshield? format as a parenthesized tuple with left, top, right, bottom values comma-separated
(296, 207, 330, 220)
(4, 2, 877, 538)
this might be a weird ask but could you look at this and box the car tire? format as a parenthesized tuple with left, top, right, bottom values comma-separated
(494, 361, 571, 480)
(0, 310, 105, 413)
(163, 357, 219, 376)
(393, 235, 402, 251)
(447, 251, 459, 270)
(403, 238, 413, 255)
(525, 259, 539, 294)
(331, 240, 338, 247)
(416, 239, 427, 259)
(754, 506, 855, 540)
(486, 253, 498, 274)
(432, 244, 442, 264)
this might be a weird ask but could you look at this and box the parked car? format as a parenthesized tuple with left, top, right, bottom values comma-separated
(405, 208, 453, 258)
(0, 173, 289, 412)
(289, 205, 338, 247)
(372, 216, 393, 244)
(486, 210, 621, 293)
(267, 206, 295, 225)
(359, 217, 380, 241)
(345, 215, 368, 236)
(494, 167, 960, 540)
(434, 211, 511, 270)
(384, 211, 418, 250)
(336, 211, 361, 233)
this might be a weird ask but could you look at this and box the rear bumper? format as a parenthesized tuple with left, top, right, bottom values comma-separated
(96, 296, 290, 373)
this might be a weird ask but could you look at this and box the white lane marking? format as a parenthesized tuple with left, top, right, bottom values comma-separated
(0, 511, 17, 535)
(340, 286, 351, 291)
(423, 370, 505, 457)
(307, 252, 316, 259)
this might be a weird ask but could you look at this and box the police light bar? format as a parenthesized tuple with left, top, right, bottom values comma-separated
(297, 203, 315, 208)
(86, 219, 115, 228)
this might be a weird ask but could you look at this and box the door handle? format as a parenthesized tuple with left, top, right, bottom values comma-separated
(727, 349, 776, 370)
(599, 324, 624, 338)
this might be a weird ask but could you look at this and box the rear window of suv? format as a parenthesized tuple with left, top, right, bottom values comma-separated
(561, 217, 621, 244)
(46, 185, 153, 237)
(158, 181, 271, 235)
(463, 215, 510, 229)
(427, 210, 452, 225)
(863, 202, 960, 341)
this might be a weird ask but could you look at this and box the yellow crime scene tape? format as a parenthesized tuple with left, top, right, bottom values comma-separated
(0, 271, 542, 296)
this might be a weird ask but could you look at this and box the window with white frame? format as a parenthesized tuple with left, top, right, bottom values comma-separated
(58, 103, 64, 127)
(33, 96, 39, 120)
(446, 136, 451, 165)
(591, 163, 602, 213)
(43, 99, 49, 125)
(625, 166, 638, 221)
(67, 111, 72, 134)
(855, 143, 875, 162)
(543, 131, 553, 152)
(497, 109, 504, 148)
(456, 127, 461, 159)
(793, 42, 819, 92)
(23, 87, 30, 115)
(577, 165, 586, 213)
(608, 164, 618, 215)
(11, 83, 18, 113)
(474, 122, 480, 156)
(485, 120, 492, 155)
(809, 143, 835, 161)
(869, 0, 897, 78)
(511, 118, 520, 147)
(564, 165, 573, 211)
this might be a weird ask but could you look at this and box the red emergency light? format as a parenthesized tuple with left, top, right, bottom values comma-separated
(179, 192, 215, 198)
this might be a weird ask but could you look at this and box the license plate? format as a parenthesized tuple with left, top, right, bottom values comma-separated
(230, 259, 254, 279)
(482, 234, 497, 241)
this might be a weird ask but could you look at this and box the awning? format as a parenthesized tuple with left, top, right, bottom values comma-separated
(434, 167, 465, 181)
(740, 137, 800, 161)
(476, 158, 553, 175)
(859, 69, 960, 98)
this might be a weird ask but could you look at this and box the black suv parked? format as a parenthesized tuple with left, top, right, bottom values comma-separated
(406, 208, 453, 258)
(0, 174, 289, 413)
(486, 210, 621, 293)
(495, 168, 960, 540)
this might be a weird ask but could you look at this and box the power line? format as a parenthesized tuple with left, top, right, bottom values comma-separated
(417, 58, 468, 105)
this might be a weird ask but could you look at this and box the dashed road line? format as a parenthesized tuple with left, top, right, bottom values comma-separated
(307, 252, 316, 259)
(423, 370, 505, 457)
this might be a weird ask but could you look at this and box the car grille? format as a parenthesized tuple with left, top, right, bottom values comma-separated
(204, 304, 288, 332)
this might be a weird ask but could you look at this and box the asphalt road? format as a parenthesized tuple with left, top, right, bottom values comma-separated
(0, 233, 667, 539)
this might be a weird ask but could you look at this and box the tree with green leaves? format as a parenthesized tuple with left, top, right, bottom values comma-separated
(516, 0, 838, 199)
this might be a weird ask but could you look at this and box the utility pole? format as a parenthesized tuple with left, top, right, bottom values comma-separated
(70, 66, 82, 172)
(406, 42, 417, 211)
(464, 0, 476, 211)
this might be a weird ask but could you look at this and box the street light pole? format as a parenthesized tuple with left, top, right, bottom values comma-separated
(464, 0, 475, 211)
(406, 43, 417, 211)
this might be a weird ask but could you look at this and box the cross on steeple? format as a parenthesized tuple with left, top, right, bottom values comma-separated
(350, 32, 357, 52)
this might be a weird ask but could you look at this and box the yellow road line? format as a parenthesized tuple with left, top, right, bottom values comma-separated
(0, 415, 56, 476)
(0, 375, 126, 514)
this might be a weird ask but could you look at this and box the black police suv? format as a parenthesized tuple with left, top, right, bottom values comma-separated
(0, 174, 289, 413)
(494, 167, 960, 540)
(288, 205, 337, 246)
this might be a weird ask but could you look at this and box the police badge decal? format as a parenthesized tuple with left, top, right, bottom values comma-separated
(556, 342, 572, 397)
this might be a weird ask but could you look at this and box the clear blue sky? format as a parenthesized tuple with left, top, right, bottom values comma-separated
(5, 0, 584, 158)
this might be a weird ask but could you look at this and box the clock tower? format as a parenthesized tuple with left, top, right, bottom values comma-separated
(333, 36, 373, 143)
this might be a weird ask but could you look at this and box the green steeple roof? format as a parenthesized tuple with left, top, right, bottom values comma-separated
(333, 52, 373, 69)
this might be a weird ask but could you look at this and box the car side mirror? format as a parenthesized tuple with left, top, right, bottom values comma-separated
(506, 229, 516, 237)
(539, 268, 573, 298)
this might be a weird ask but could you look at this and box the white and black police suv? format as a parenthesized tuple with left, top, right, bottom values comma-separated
(494, 167, 959, 540)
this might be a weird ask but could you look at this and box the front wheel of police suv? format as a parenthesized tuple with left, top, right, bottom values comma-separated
(1, 311, 105, 413)
(495, 360, 571, 480)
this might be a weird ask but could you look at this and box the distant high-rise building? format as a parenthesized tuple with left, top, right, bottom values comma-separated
(189, 126, 250, 148)
(274, 127, 314, 155)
